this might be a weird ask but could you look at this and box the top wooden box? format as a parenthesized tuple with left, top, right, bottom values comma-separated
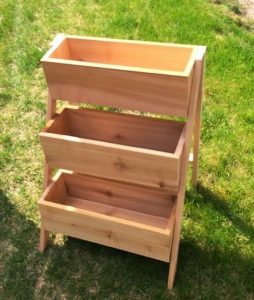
(41, 35, 199, 117)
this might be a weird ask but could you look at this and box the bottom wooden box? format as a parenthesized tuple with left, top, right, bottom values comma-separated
(39, 171, 176, 262)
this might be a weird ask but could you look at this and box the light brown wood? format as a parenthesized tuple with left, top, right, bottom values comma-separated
(41, 90, 57, 251)
(40, 108, 185, 191)
(44, 107, 184, 152)
(67, 197, 169, 229)
(43, 90, 57, 189)
(56, 108, 184, 153)
(43, 217, 171, 261)
(39, 224, 48, 253)
(60, 37, 193, 72)
(38, 36, 206, 289)
(39, 171, 176, 262)
(41, 35, 199, 118)
(45, 35, 197, 74)
(40, 133, 181, 191)
(41, 62, 192, 118)
(64, 172, 175, 218)
(192, 59, 205, 187)
(50, 38, 71, 60)
(46, 90, 56, 122)
(168, 50, 205, 289)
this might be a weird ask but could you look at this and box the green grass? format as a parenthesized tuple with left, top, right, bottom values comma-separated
(0, 0, 254, 299)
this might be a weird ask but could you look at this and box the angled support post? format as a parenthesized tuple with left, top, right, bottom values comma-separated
(168, 46, 206, 289)
(39, 89, 56, 253)
(192, 57, 205, 187)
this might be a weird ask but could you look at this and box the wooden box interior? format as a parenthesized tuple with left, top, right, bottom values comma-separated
(45, 107, 185, 155)
(49, 37, 194, 73)
(44, 172, 176, 230)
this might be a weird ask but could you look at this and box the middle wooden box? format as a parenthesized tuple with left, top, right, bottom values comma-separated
(40, 108, 185, 191)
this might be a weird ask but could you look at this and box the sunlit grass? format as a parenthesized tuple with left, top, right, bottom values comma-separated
(0, 0, 254, 298)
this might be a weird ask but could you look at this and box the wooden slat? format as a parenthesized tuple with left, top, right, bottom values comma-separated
(40, 202, 171, 262)
(42, 216, 170, 262)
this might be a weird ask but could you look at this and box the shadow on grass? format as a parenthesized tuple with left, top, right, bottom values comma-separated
(0, 189, 43, 298)
(195, 184, 254, 240)
(0, 92, 12, 108)
(0, 187, 253, 299)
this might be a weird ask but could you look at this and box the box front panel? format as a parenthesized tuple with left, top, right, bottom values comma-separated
(42, 62, 190, 118)
(40, 134, 180, 191)
(40, 203, 171, 262)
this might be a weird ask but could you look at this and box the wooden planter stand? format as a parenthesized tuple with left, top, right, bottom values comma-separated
(38, 34, 206, 289)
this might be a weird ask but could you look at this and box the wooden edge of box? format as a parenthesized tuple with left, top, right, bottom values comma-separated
(39, 131, 180, 160)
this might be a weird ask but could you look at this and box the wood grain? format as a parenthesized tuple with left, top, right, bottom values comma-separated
(41, 35, 197, 117)
(42, 61, 192, 118)
(168, 51, 205, 289)
(46, 107, 185, 153)
(39, 35, 206, 289)
(65, 37, 193, 72)
(40, 108, 184, 190)
(39, 171, 176, 262)
(64, 172, 175, 218)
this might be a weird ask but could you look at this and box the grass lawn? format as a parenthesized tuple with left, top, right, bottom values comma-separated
(0, 0, 254, 299)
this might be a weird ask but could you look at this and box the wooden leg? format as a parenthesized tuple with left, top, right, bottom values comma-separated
(167, 58, 204, 289)
(43, 162, 53, 190)
(167, 194, 183, 289)
(40, 90, 56, 252)
(46, 91, 56, 121)
(44, 91, 56, 189)
(192, 116, 201, 187)
(39, 225, 49, 253)
(192, 61, 204, 188)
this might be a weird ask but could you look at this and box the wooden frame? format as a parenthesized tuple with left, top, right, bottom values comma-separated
(39, 34, 206, 289)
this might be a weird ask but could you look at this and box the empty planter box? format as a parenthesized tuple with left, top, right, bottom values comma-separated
(41, 35, 197, 118)
(40, 108, 186, 191)
(39, 170, 176, 262)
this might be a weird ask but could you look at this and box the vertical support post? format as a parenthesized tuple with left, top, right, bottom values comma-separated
(192, 59, 205, 187)
(39, 89, 56, 253)
(43, 90, 56, 189)
(168, 47, 205, 289)
(39, 224, 49, 253)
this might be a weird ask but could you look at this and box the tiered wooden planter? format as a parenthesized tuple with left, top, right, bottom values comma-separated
(38, 34, 206, 289)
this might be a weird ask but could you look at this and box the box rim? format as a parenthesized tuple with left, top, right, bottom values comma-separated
(39, 131, 181, 160)
(41, 34, 203, 77)
(39, 107, 186, 158)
